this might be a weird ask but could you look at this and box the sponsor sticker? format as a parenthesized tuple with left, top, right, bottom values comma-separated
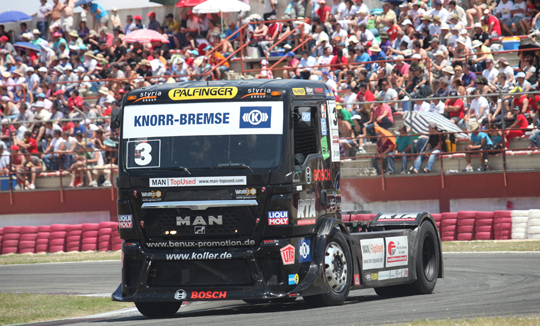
(305, 87, 314, 95)
(123, 102, 284, 138)
(174, 289, 187, 300)
(314, 168, 331, 181)
(354, 274, 360, 286)
(191, 291, 227, 299)
(166, 252, 232, 260)
(321, 118, 327, 135)
(296, 185, 302, 191)
(141, 190, 162, 202)
(377, 213, 418, 222)
(241, 88, 271, 99)
(371, 272, 379, 281)
(302, 112, 311, 121)
(326, 91, 334, 99)
(288, 274, 299, 285)
(327, 101, 340, 162)
(280, 244, 295, 265)
(240, 106, 272, 129)
(293, 172, 301, 183)
(149, 176, 246, 187)
(298, 238, 311, 263)
(176, 215, 223, 226)
(268, 211, 289, 226)
(235, 188, 257, 199)
(360, 238, 385, 270)
(168, 87, 238, 100)
(292, 88, 306, 96)
(365, 273, 371, 281)
(315, 87, 324, 94)
(146, 239, 256, 248)
(321, 136, 330, 160)
(118, 215, 133, 229)
(386, 236, 409, 268)
(378, 270, 390, 280)
(133, 91, 162, 103)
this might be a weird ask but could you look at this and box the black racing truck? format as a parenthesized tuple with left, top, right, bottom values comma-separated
(111, 80, 443, 317)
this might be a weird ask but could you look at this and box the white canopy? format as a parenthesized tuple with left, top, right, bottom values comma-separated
(193, 0, 250, 14)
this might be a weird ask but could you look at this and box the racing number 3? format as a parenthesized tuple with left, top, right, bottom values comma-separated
(135, 143, 152, 166)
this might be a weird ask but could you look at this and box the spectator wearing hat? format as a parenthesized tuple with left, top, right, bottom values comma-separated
(255, 59, 274, 79)
(321, 71, 338, 92)
(472, 23, 490, 48)
(377, 80, 399, 112)
(340, 84, 358, 112)
(282, 51, 300, 79)
(462, 120, 493, 172)
(109, 7, 121, 30)
(0, 36, 16, 57)
(412, 121, 442, 173)
(81, 2, 109, 30)
(416, 15, 432, 33)
(444, 90, 466, 124)
(58, 65, 78, 95)
(24, 67, 40, 96)
(469, 39, 492, 72)
(515, 72, 532, 93)
(133, 15, 145, 30)
(147, 12, 160, 31)
(497, 57, 514, 83)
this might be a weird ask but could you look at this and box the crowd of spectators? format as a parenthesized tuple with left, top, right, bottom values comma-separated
(1, 0, 540, 184)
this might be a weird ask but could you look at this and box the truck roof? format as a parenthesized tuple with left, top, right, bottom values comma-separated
(125, 80, 333, 105)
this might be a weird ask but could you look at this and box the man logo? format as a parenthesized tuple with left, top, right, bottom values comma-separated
(195, 226, 205, 234)
(239, 107, 272, 129)
(174, 289, 187, 300)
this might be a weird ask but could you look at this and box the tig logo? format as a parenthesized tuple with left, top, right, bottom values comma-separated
(280, 244, 295, 265)
(240, 107, 272, 128)
(388, 241, 396, 255)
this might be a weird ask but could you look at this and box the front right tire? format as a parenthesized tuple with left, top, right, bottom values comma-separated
(304, 228, 352, 307)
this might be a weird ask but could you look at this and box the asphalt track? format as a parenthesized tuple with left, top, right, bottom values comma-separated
(1, 252, 539, 325)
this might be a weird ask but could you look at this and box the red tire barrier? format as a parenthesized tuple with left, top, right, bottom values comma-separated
(19, 248, 36, 254)
(2, 226, 21, 254)
(20, 233, 38, 241)
(1, 247, 18, 254)
(458, 225, 474, 233)
(494, 211, 512, 240)
(82, 230, 99, 238)
(457, 211, 476, 219)
(81, 244, 97, 251)
(2, 240, 19, 247)
(18, 241, 36, 249)
(37, 225, 50, 232)
(3, 233, 21, 240)
(37, 229, 51, 253)
(49, 245, 64, 253)
(3, 226, 21, 233)
(457, 233, 474, 241)
(475, 232, 492, 240)
(440, 212, 458, 241)
(475, 225, 493, 232)
(20, 226, 38, 233)
(82, 224, 99, 231)
(49, 231, 67, 239)
(475, 212, 494, 240)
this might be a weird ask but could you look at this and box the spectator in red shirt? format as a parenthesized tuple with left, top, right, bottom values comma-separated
(330, 49, 348, 77)
(16, 131, 38, 154)
(61, 120, 75, 135)
(67, 89, 83, 117)
(385, 19, 401, 42)
(356, 82, 374, 104)
(444, 91, 465, 124)
(484, 9, 502, 38)
(505, 106, 528, 148)
(316, 0, 331, 23)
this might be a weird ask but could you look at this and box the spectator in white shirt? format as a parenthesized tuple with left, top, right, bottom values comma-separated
(497, 57, 515, 83)
(331, 0, 347, 20)
(322, 70, 337, 91)
(297, 51, 317, 79)
(482, 58, 499, 84)
(340, 85, 357, 111)
(414, 99, 431, 112)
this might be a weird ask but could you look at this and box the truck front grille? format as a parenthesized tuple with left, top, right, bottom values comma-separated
(142, 207, 257, 241)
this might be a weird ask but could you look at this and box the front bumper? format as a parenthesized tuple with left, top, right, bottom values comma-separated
(112, 236, 325, 302)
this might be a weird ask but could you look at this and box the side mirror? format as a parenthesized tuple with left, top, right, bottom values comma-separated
(110, 108, 122, 129)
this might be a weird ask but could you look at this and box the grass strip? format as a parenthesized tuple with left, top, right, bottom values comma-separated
(397, 314, 540, 326)
(0, 293, 133, 325)
(442, 240, 540, 252)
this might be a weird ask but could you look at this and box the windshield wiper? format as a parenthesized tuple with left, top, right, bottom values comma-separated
(159, 166, 192, 174)
(217, 162, 254, 172)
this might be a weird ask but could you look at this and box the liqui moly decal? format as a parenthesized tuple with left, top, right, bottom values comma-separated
(150, 176, 246, 187)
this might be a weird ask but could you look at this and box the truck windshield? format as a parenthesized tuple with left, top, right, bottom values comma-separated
(122, 101, 284, 170)
(124, 134, 282, 170)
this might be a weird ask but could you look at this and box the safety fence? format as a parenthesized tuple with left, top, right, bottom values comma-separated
(0, 222, 121, 255)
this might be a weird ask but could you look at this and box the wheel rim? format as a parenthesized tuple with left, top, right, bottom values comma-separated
(324, 242, 348, 292)
(422, 233, 436, 282)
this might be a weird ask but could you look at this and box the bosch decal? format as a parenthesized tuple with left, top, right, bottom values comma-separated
(360, 238, 385, 270)
(280, 244, 295, 265)
(268, 211, 289, 226)
(239, 107, 272, 129)
(288, 274, 299, 285)
(314, 169, 331, 181)
(191, 291, 227, 299)
(118, 215, 133, 228)
(298, 238, 311, 263)
(386, 236, 409, 267)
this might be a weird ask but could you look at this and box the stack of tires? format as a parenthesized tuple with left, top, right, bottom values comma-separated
(1, 226, 20, 254)
(440, 212, 458, 241)
(431, 214, 442, 231)
(511, 210, 529, 239)
(474, 212, 494, 240)
(493, 211, 512, 240)
(527, 210, 540, 240)
(49, 224, 68, 253)
(81, 223, 100, 251)
(457, 211, 476, 241)
(0, 228, 3, 253)
(98, 222, 115, 252)
(19, 226, 39, 254)
(65, 225, 83, 252)
(110, 223, 122, 251)
(35, 226, 51, 253)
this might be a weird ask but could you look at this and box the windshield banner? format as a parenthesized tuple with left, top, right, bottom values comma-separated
(123, 102, 284, 139)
